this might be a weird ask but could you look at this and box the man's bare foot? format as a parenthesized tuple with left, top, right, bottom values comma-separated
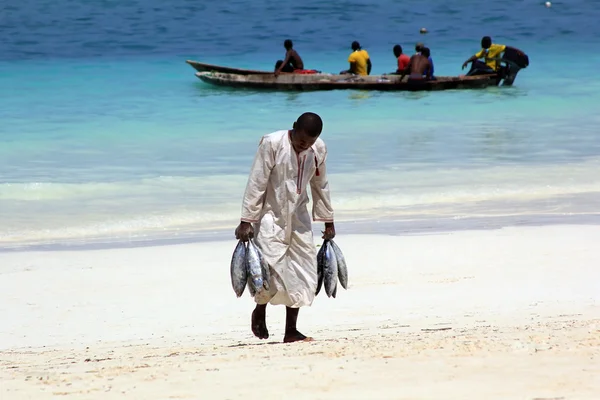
(251, 305, 269, 339)
(283, 330, 313, 343)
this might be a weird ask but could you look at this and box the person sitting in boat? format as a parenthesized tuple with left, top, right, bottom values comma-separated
(415, 42, 424, 55)
(461, 36, 506, 76)
(341, 41, 372, 76)
(421, 47, 436, 80)
(274, 39, 304, 76)
(393, 45, 410, 74)
(398, 51, 433, 82)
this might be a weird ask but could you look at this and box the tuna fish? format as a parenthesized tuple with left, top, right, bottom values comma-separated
(323, 241, 338, 298)
(315, 240, 328, 295)
(246, 239, 265, 295)
(330, 240, 348, 289)
(255, 240, 271, 291)
(230, 240, 247, 297)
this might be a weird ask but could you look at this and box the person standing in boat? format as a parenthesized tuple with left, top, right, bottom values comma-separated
(393, 44, 410, 74)
(341, 41, 372, 76)
(235, 112, 336, 343)
(274, 39, 304, 76)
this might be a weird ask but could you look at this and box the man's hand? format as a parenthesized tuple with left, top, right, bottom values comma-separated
(235, 221, 254, 242)
(274, 69, 281, 77)
(462, 61, 468, 69)
(322, 222, 336, 240)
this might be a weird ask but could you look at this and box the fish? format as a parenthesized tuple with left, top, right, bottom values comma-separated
(330, 240, 348, 290)
(247, 278, 257, 297)
(246, 239, 265, 295)
(315, 240, 328, 295)
(323, 241, 338, 298)
(230, 240, 248, 297)
(255, 240, 271, 291)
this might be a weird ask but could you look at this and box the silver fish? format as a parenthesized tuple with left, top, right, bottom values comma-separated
(330, 240, 348, 290)
(246, 239, 265, 295)
(315, 240, 327, 295)
(323, 241, 338, 298)
(230, 240, 247, 297)
(247, 278, 256, 297)
(255, 240, 271, 291)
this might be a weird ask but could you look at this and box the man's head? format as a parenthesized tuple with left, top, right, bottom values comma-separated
(415, 42, 424, 53)
(351, 41, 361, 51)
(291, 112, 323, 152)
(284, 39, 293, 50)
(421, 47, 431, 57)
(481, 36, 492, 49)
(393, 44, 403, 57)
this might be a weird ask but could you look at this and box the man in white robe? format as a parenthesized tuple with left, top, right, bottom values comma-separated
(235, 112, 335, 343)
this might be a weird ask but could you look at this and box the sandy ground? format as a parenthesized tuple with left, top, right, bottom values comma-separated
(1, 225, 599, 399)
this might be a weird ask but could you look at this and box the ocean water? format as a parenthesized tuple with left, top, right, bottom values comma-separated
(1, 0, 600, 248)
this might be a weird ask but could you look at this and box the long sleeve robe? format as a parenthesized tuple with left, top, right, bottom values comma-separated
(240, 130, 334, 307)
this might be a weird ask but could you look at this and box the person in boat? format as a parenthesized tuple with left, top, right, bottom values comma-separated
(421, 47, 436, 80)
(462, 36, 530, 83)
(415, 42, 424, 55)
(393, 45, 410, 74)
(461, 36, 506, 76)
(235, 112, 336, 343)
(274, 39, 304, 76)
(341, 41, 372, 76)
(399, 51, 433, 82)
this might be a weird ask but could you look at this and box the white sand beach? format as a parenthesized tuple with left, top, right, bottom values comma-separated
(1, 224, 599, 399)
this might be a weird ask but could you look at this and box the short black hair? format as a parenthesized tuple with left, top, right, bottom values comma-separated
(351, 41, 361, 51)
(415, 42, 424, 52)
(284, 39, 293, 49)
(295, 112, 323, 137)
(481, 36, 492, 49)
(393, 44, 403, 57)
(421, 47, 430, 57)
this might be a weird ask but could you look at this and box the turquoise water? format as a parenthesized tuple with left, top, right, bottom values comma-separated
(1, 0, 600, 247)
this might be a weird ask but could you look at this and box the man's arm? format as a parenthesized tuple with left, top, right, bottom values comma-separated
(462, 50, 484, 69)
(367, 58, 372, 75)
(275, 50, 292, 75)
(348, 62, 356, 74)
(235, 137, 274, 241)
(347, 52, 357, 74)
(309, 147, 335, 239)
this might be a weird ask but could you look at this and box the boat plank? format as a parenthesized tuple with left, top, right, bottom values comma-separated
(186, 60, 280, 75)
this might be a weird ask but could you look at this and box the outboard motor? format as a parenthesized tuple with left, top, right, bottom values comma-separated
(499, 47, 529, 86)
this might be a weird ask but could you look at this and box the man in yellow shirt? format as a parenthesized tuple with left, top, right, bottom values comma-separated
(462, 36, 506, 76)
(341, 41, 372, 76)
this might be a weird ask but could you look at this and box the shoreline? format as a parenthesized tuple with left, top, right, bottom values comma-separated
(2, 212, 600, 253)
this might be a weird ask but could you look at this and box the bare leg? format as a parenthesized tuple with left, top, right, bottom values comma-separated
(283, 307, 313, 343)
(251, 304, 269, 339)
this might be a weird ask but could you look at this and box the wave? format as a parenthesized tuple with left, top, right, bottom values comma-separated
(2, 160, 600, 247)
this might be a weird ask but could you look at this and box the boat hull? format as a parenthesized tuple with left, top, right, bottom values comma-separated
(195, 71, 500, 92)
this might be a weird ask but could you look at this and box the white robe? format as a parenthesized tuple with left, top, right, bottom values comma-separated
(240, 130, 334, 307)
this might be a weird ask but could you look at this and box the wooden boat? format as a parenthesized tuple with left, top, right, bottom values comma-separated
(186, 60, 274, 75)
(194, 71, 502, 92)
